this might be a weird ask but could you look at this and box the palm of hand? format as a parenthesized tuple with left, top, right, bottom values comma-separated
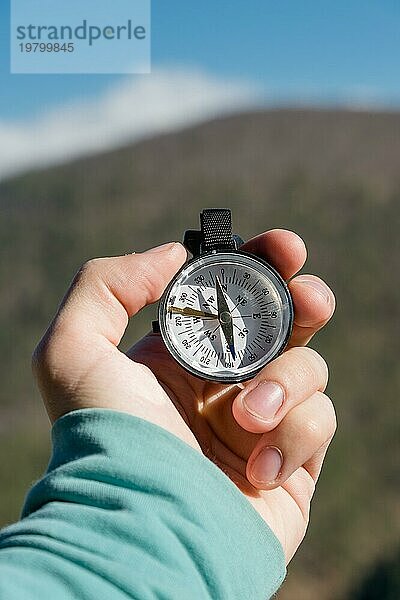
(128, 334, 311, 561)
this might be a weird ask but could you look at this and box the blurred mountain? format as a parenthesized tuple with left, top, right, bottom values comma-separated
(0, 108, 399, 599)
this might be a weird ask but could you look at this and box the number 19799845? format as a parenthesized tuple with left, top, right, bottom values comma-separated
(19, 43, 74, 53)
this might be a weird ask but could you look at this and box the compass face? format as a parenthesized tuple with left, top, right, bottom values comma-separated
(159, 251, 293, 383)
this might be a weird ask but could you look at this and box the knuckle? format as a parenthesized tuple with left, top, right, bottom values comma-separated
(295, 346, 329, 390)
(133, 257, 171, 302)
(31, 329, 55, 380)
(303, 416, 324, 445)
(288, 468, 315, 519)
(303, 346, 328, 374)
(31, 339, 44, 377)
(78, 258, 105, 283)
(73, 257, 115, 308)
(105, 255, 166, 305)
(321, 393, 338, 439)
(137, 261, 162, 299)
(304, 392, 337, 444)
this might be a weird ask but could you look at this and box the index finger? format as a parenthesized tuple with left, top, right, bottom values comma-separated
(241, 229, 307, 281)
(241, 230, 335, 347)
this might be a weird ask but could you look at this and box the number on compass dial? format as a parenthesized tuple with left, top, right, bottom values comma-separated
(158, 252, 293, 383)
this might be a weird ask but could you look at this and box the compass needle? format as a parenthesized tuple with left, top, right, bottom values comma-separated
(168, 306, 218, 319)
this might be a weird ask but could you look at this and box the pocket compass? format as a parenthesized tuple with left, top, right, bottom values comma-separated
(155, 209, 294, 383)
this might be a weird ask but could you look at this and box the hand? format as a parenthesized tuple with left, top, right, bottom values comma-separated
(33, 231, 336, 564)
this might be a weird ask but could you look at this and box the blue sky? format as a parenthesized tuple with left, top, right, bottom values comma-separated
(2, 1, 400, 119)
(1, 1, 400, 179)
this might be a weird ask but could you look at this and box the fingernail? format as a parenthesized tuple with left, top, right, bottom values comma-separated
(250, 446, 283, 484)
(145, 242, 177, 254)
(242, 381, 284, 421)
(295, 277, 331, 304)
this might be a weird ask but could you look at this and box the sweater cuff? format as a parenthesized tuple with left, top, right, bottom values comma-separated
(24, 408, 286, 599)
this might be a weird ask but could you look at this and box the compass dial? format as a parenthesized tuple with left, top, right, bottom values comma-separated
(159, 252, 293, 383)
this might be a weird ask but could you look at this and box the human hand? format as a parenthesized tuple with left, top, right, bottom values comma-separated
(33, 230, 336, 564)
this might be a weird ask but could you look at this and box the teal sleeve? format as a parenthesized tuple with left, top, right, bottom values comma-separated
(0, 409, 285, 599)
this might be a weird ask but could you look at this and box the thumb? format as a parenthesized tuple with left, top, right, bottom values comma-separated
(54, 242, 185, 345)
(33, 242, 186, 382)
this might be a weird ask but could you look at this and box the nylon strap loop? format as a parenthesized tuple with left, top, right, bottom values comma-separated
(200, 209, 235, 251)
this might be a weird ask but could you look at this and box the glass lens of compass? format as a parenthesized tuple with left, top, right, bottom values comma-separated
(159, 253, 292, 382)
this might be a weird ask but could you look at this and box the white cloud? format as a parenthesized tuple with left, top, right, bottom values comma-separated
(0, 68, 260, 181)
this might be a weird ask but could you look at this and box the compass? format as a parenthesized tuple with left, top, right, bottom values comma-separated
(156, 209, 294, 383)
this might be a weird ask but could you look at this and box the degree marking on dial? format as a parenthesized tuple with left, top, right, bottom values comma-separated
(249, 281, 259, 293)
(178, 328, 192, 336)
(254, 340, 266, 352)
